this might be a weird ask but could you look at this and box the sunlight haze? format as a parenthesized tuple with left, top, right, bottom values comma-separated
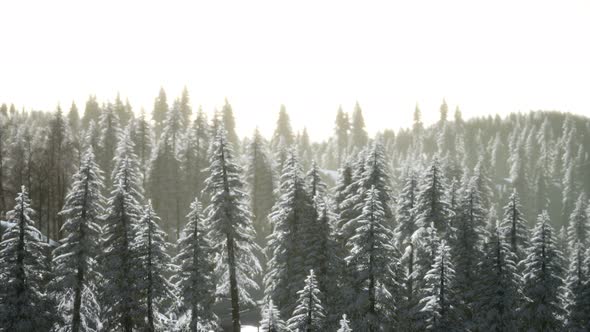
(1, 0, 589, 140)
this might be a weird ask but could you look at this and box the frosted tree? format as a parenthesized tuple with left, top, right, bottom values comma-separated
(259, 298, 288, 332)
(419, 240, 459, 331)
(566, 193, 588, 247)
(564, 242, 589, 331)
(244, 129, 275, 243)
(414, 157, 453, 235)
(305, 161, 328, 199)
(0, 187, 55, 331)
(265, 151, 317, 318)
(174, 198, 218, 331)
(134, 201, 177, 331)
(345, 186, 404, 331)
(97, 104, 121, 188)
(271, 105, 295, 150)
(129, 109, 153, 188)
(350, 102, 368, 150)
(337, 314, 352, 332)
(51, 148, 104, 332)
(286, 270, 326, 332)
(204, 128, 261, 332)
(451, 178, 486, 326)
(521, 211, 566, 331)
(499, 190, 529, 262)
(100, 135, 144, 331)
(475, 227, 522, 331)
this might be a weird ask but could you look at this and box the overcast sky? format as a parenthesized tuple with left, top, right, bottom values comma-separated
(1, 0, 589, 140)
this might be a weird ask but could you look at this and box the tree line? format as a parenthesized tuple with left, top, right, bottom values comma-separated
(0, 90, 589, 331)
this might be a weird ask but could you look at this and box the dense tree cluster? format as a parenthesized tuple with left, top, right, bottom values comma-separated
(1, 92, 590, 331)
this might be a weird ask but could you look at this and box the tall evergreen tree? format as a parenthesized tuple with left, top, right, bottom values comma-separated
(350, 102, 368, 150)
(475, 227, 522, 331)
(265, 151, 316, 318)
(152, 87, 169, 134)
(51, 148, 104, 332)
(566, 193, 589, 247)
(419, 240, 459, 331)
(345, 186, 403, 331)
(271, 105, 294, 150)
(100, 134, 144, 332)
(204, 128, 261, 332)
(259, 298, 288, 332)
(97, 104, 121, 189)
(564, 242, 589, 331)
(221, 98, 240, 150)
(175, 198, 218, 331)
(499, 190, 529, 262)
(305, 161, 327, 200)
(286, 270, 326, 332)
(414, 157, 453, 235)
(0, 187, 55, 331)
(521, 211, 566, 331)
(133, 201, 177, 331)
(82, 95, 101, 128)
(334, 106, 350, 165)
(130, 109, 153, 189)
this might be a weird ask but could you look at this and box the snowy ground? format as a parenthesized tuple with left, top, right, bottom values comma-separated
(242, 326, 258, 332)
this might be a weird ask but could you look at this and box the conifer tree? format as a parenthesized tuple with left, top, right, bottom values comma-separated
(259, 298, 288, 332)
(305, 161, 327, 199)
(0, 187, 55, 332)
(179, 86, 192, 129)
(133, 201, 176, 331)
(521, 211, 566, 331)
(82, 95, 101, 128)
(414, 157, 453, 235)
(420, 240, 459, 331)
(152, 87, 169, 134)
(345, 186, 403, 331)
(334, 107, 350, 165)
(271, 105, 295, 150)
(130, 109, 153, 189)
(564, 242, 588, 331)
(204, 128, 261, 332)
(51, 148, 104, 332)
(175, 198, 218, 331)
(97, 104, 121, 189)
(350, 102, 368, 150)
(499, 190, 529, 262)
(244, 129, 275, 243)
(566, 193, 589, 247)
(337, 314, 352, 332)
(286, 270, 326, 332)
(475, 227, 521, 331)
(100, 134, 144, 332)
(222, 99, 240, 150)
(265, 151, 316, 318)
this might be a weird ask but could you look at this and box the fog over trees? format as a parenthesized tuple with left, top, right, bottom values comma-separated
(1, 91, 590, 331)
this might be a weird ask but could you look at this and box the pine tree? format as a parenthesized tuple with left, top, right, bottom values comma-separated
(51, 148, 104, 332)
(0, 186, 55, 331)
(100, 135, 144, 332)
(334, 107, 350, 165)
(271, 105, 294, 150)
(265, 151, 316, 318)
(175, 198, 218, 331)
(566, 193, 589, 247)
(345, 186, 403, 331)
(152, 87, 169, 134)
(259, 298, 288, 332)
(419, 240, 459, 331)
(564, 242, 589, 331)
(350, 102, 368, 150)
(451, 178, 486, 326)
(97, 104, 121, 189)
(204, 128, 261, 332)
(179, 86, 192, 129)
(521, 211, 566, 331)
(221, 98, 240, 150)
(244, 129, 275, 243)
(129, 109, 153, 189)
(286, 270, 326, 332)
(82, 95, 101, 128)
(305, 161, 327, 200)
(475, 227, 521, 331)
(414, 157, 453, 235)
(133, 201, 177, 331)
(499, 190, 529, 262)
(337, 314, 352, 332)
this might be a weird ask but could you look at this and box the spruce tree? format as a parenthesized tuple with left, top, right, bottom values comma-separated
(204, 128, 261, 332)
(566, 193, 589, 247)
(82, 95, 101, 128)
(100, 134, 144, 332)
(345, 186, 403, 331)
(521, 211, 566, 331)
(134, 201, 177, 331)
(0, 186, 55, 331)
(419, 240, 459, 331)
(152, 87, 169, 135)
(564, 242, 588, 331)
(334, 107, 350, 165)
(499, 190, 529, 262)
(414, 157, 453, 235)
(286, 270, 326, 332)
(221, 98, 240, 150)
(175, 198, 218, 331)
(271, 105, 294, 150)
(337, 314, 352, 332)
(305, 161, 327, 200)
(265, 151, 316, 318)
(51, 148, 104, 332)
(475, 227, 521, 331)
(97, 104, 121, 189)
(350, 102, 368, 150)
(259, 298, 288, 332)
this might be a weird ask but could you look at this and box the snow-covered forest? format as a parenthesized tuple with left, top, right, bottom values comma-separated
(0, 91, 589, 331)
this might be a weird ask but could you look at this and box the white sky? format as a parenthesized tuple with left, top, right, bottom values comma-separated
(1, 0, 589, 141)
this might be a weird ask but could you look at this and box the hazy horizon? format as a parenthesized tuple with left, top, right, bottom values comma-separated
(2, 0, 589, 140)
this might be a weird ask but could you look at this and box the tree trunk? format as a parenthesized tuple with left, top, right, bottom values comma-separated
(227, 233, 241, 332)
